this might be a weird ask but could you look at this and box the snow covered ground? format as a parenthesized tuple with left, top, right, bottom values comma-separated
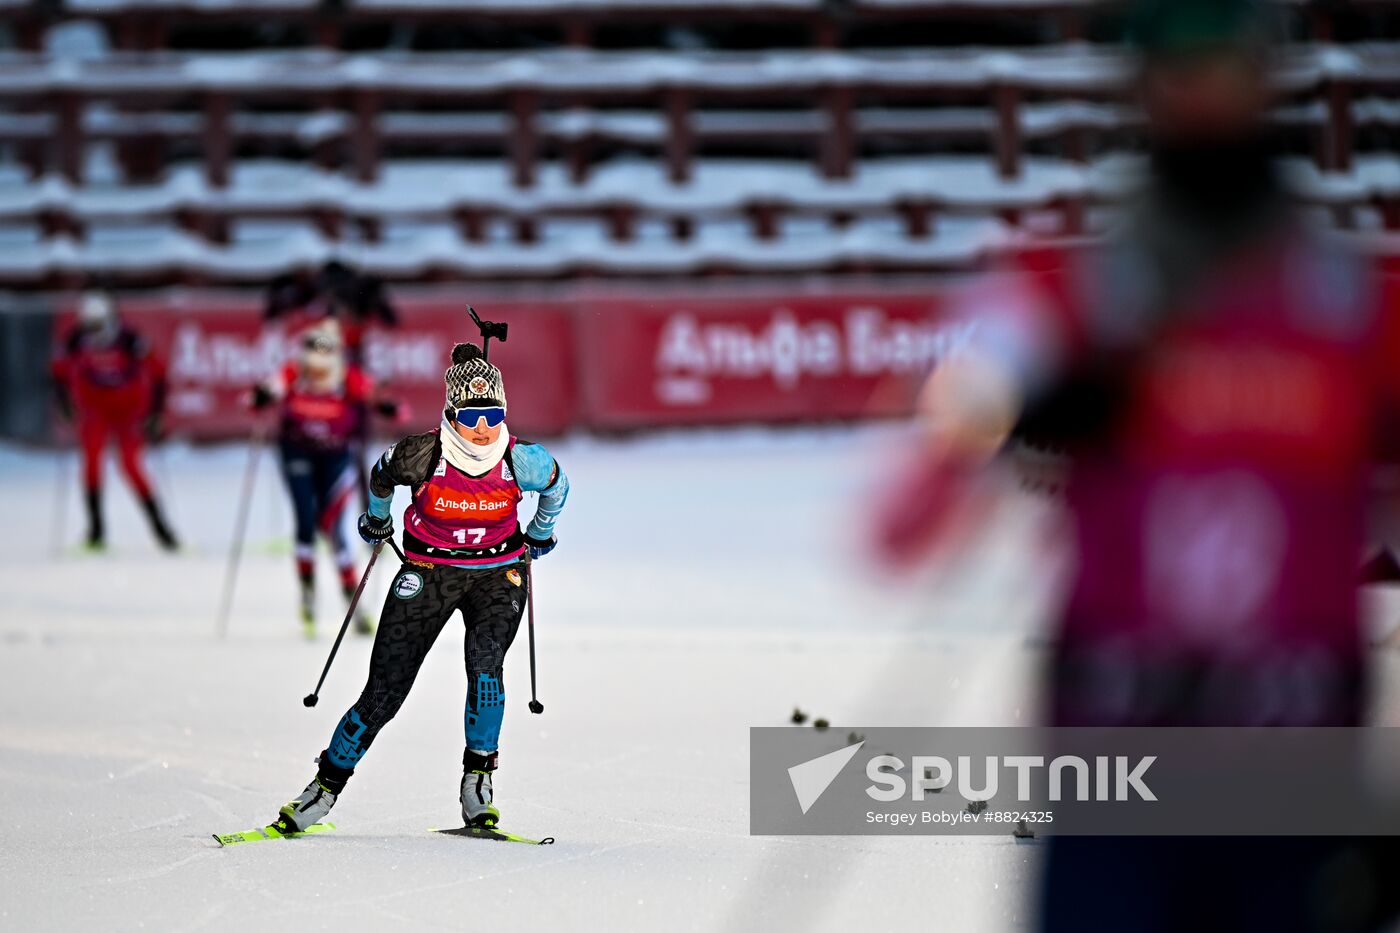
(4, 425, 1397, 932)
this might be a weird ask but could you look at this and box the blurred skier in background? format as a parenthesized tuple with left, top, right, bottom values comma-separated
(251, 319, 400, 638)
(264, 259, 400, 510)
(51, 291, 179, 552)
(875, 0, 1400, 929)
(273, 341, 569, 836)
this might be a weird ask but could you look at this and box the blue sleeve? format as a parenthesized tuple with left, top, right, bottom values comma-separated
(369, 488, 393, 522)
(367, 445, 396, 521)
(512, 442, 569, 541)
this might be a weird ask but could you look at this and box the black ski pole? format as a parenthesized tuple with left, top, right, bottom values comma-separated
(525, 550, 544, 714)
(216, 424, 267, 638)
(303, 542, 383, 708)
(384, 535, 407, 563)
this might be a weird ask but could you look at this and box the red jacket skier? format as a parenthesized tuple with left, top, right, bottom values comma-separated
(51, 292, 178, 551)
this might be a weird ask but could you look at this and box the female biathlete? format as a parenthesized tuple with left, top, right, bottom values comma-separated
(273, 341, 569, 832)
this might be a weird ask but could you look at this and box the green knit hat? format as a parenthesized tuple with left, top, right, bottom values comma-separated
(1125, 0, 1276, 58)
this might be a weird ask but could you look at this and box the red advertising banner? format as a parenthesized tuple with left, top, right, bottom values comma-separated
(573, 291, 970, 429)
(53, 286, 966, 440)
(62, 298, 577, 441)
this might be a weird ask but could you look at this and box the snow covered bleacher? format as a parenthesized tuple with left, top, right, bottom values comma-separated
(0, 1, 1393, 286)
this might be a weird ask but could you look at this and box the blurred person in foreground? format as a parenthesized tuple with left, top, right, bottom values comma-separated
(51, 291, 179, 552)
(876, 1, 1400, 929)
(250, 319, 401, 638)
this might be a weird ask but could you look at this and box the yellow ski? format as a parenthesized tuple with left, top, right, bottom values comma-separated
(213, 822, 335, 846)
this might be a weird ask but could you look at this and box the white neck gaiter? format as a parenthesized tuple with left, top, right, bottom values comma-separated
(439, 416, 509, 477)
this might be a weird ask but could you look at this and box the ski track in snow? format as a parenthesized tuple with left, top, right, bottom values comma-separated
(83, 849, 219, 887)
(7, 427, 1400, 931)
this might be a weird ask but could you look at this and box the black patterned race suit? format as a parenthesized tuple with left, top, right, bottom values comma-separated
(310, 430, 566, 788)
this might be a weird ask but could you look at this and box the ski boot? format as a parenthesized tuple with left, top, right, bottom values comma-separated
(343, 583, 375, 636)
(140, 495, 180, 552)
(460, 749, 500, 828)
(84, 489, 105, 552)
(275, 759, 351, 834)
(299, 582, 316, 640)
(338, 563, 378, 636)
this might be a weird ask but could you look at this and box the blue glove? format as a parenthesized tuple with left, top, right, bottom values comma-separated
(525, 534, 556, 560)
(358, 512, 394, 544)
